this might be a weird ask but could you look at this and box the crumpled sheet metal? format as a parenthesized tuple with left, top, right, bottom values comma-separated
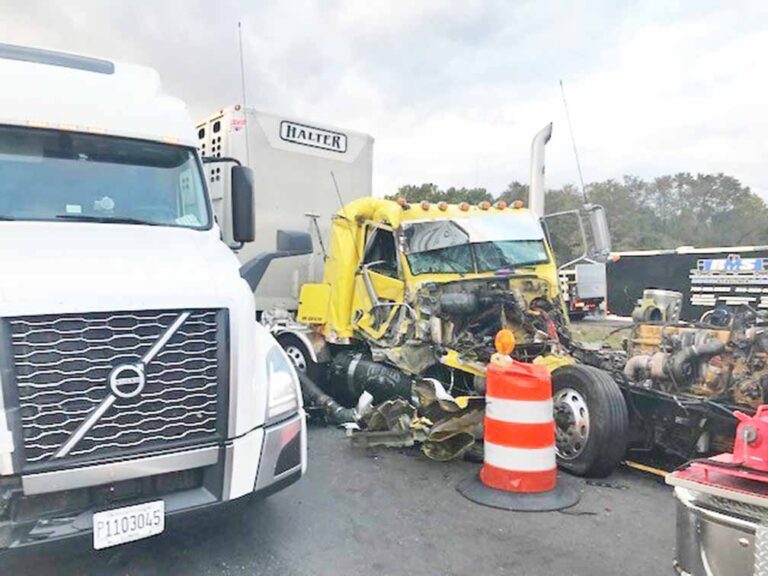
(421, 407, 484, 461)
(347, 398, 420, 449)
(414, 379, 485, 462)
(348, 379, 485, 460)
(366, 398, 416, 433)
(414, 378, 463, 422)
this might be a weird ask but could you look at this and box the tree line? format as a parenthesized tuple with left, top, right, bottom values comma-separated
(390, 174, 768, 263)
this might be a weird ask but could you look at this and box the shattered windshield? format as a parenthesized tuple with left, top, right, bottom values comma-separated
(402, 214, 549, 275)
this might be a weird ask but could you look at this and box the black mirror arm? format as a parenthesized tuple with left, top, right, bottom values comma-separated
(239, 249, 310, 292)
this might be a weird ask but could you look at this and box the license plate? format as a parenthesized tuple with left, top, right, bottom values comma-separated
(93, 500, 165, 550)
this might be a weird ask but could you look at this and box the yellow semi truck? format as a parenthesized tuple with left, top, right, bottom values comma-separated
(289, 193, 627, 477)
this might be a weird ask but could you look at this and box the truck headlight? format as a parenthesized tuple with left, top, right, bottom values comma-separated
(266, 345, 301, 424)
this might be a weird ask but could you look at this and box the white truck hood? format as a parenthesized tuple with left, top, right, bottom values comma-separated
(0, 221, 244, 316)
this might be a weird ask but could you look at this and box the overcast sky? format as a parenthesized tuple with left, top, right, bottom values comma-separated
(2, 0, 767, 198)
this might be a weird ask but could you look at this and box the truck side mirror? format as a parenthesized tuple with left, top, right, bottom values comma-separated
(231, 165, 255, 243)
(239, 229, 314, 292)
(277, 230, 312, 255)
(585, 204, 612, 257)
(541, 209, 587, 270)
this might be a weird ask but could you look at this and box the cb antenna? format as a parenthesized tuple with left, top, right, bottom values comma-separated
(559, 79, 587, 202)
(238, 22, 251, 165)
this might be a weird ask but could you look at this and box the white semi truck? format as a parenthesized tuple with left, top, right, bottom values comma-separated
(0, 44, 308, 552)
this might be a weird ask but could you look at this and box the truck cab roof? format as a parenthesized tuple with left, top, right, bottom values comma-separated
(0, 43, 197, 147)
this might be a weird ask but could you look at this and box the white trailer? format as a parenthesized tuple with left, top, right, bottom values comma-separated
(196, 106, 374, 314)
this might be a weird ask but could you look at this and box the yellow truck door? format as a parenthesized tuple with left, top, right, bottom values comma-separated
(351, 225, 405, 340)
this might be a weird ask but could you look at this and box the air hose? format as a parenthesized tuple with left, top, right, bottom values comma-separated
(296, 371, 358, 424)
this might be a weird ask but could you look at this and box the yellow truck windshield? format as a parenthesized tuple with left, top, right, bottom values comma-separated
(406, 240, 548, 275)
(402, 215, 548, 275)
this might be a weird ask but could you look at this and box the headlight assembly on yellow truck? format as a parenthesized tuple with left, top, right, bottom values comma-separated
(266, 345, 301, 424)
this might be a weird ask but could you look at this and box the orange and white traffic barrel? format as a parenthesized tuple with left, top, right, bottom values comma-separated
(457, 330, 580, 512)
(481, 356, 556, 493)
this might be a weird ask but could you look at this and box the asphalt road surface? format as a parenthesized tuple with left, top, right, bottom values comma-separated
(2, 426, 675, 576)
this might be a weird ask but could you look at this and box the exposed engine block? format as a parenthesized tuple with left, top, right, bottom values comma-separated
(414, 276, 568, 364)
(623, 312, 768, 409)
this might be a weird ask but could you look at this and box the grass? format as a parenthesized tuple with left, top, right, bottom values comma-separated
(569, 320, 630, 348)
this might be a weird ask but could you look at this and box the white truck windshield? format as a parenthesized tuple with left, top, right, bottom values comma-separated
(402, 215, 549, 275)
(0, 125, 210, 229)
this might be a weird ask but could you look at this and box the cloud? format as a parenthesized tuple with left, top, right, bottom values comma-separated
(2, 0, 767, 199)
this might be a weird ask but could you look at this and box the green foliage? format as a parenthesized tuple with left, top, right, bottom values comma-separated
(498, 181, 529, 203)
(388, 183, 493, 204)
(391, 173, 768, 264)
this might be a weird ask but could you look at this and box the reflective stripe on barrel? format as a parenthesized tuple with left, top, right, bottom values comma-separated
(480, 360, 557, 493)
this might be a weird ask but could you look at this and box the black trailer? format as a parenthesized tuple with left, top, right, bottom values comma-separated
(606, 245, 768, 321)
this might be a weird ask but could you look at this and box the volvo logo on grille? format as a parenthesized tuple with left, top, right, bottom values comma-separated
(54, 311, 191, 459)
(109, 364, 146, 399)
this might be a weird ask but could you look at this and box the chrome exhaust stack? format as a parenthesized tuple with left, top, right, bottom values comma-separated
(529, 123, 553, 218)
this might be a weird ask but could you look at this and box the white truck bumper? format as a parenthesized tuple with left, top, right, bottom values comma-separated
(0, 410, 306, 552)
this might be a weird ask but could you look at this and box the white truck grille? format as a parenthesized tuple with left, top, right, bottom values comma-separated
(7, 309, 226, 468)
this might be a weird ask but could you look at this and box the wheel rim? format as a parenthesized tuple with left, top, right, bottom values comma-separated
(284, 345, 308, 373)
(553, 387, 590, 460)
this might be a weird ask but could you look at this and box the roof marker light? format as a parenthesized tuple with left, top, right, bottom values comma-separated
(438, 201, 448, 211)
(420, 201, 430, 211)
(512, 200, 524, 209)
(459, 202, 470, 212)
(479, 201, 491, 210)
(495, 201, 508, 210)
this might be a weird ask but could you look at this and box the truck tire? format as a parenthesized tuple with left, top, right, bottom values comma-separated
(552, 365, 628, 478)
(277, 334, 320, 381)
